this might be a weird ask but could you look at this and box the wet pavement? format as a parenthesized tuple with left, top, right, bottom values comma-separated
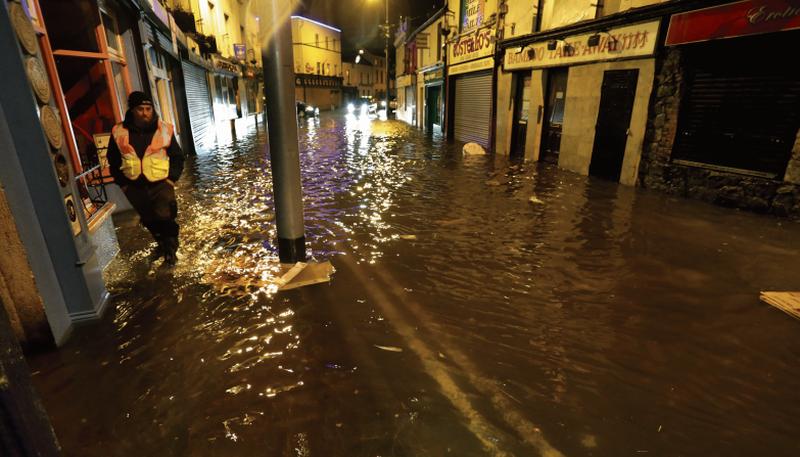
(29, 112, 800, 456)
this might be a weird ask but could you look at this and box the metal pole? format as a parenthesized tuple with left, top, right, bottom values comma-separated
(261, 4, 306, 263)
(385, 0, 390, 118)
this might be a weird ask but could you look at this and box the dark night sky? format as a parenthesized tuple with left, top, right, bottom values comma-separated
(297, 0, 446, 55)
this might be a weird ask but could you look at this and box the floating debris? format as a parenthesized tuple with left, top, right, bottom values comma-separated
(374, 345, 403, 353)
(462, 142, 487, 155)
(760, 291, 800, 320)
(399, 234, 417, 241)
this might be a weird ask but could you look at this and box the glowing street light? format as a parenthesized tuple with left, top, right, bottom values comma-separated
(371, 0, 390, 116)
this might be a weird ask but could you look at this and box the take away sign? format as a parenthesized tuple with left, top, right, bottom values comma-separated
(504, 20, 659, 70)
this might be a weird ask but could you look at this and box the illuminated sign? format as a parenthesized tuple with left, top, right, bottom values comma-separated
(461, 0, 486, 33)
(666, 0, 800, 45)
(450, 27, 494, 66)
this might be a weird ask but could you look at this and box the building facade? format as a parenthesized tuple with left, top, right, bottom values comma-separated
(446, 0, 499, 149)
(392, 0, 798, 217)
(291, 15, 343, 110)
(495, 0, 799, 216)
(342, 50, 387, 104)
(0, 0, 269, 349)
(639, 0, 800, 216)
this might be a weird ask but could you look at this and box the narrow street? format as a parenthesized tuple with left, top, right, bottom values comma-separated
(29, 112, 800, 457)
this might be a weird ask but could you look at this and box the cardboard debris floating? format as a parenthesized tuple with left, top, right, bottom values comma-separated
(760, 291, 800, 320)
(277, 261, 335, 291)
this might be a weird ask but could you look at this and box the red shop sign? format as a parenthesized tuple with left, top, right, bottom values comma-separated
(666, 0, 800, 45)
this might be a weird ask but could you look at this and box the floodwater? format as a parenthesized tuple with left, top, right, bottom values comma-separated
(29, 112, 800, 456)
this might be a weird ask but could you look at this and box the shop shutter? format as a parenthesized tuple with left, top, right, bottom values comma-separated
(673, 35, 800, 178)
(454, 70, 493, 148)
(156, 29, 177, 59)
(181, 60, 214, 146)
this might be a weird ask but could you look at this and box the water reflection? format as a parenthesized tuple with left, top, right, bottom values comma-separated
(27, 112, 800, 457)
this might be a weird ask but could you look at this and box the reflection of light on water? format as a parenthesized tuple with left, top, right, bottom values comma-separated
(103, 113, 422, 446)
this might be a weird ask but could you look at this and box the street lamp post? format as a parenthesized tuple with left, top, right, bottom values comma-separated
(382, 0, 389, 118)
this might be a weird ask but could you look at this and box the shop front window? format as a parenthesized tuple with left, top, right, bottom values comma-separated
(228, 78, 237, 106)
(214, 75, 224, 105)
(34, 0, 138, 220)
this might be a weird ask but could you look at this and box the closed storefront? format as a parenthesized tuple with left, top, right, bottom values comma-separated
(639, 0, 800, 217)
(395, 74, 413, 124)
(181, 59, 214, 149)
(446, 1, 496, 149)
(671, 33, 799, 179)
(500, 20, 659, 184)
(453, 70, 492, 147)
(422, 66, 444, 134)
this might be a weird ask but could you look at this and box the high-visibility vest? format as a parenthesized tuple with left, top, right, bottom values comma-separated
(111, 121, 173, 182)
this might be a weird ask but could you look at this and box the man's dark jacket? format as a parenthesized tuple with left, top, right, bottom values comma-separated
(106, 111, 185, 187)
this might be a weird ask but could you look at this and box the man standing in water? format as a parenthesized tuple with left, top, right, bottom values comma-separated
(107, 91, 185, 266)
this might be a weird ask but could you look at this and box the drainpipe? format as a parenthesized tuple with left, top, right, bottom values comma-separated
(535, 0, 544, 32)
(261, 2, 306, 263)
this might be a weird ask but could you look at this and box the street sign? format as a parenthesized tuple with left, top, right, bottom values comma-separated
(416, 32, 429, 49)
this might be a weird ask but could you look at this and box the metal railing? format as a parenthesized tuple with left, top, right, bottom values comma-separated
(74, 164, 109, 221)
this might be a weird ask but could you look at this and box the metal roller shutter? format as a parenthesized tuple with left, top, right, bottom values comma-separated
(156, 29, 177, 59)
(673, 34, 800, 178)
(454, 70, 492, 148)
(140, 19, 154, 45)
(181, 60, 214, 146)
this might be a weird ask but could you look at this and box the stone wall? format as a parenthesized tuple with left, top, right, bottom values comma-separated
(638, 48, 800, 219)
(0, 186, 52, 349)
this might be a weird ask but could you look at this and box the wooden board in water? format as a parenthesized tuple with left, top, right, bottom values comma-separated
(760, 291, 800, 320)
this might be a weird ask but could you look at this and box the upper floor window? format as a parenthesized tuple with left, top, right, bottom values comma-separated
(315, 33, 319, 47)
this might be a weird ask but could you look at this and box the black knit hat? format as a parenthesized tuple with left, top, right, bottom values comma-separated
(128, 91, 153, 108)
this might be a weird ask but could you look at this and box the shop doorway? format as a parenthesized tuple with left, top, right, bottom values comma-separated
(510, 73, 531, 158)
(540, 68, 568, 164)
(589, 69, 638, 181)
(453, 70, 493, 148)
(425, 84, 442, 133)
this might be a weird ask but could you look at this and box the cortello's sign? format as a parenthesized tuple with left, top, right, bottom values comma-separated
(450, 27, 494, 65)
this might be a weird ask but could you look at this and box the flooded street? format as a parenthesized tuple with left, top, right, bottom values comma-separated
(29, 112, 800, 456)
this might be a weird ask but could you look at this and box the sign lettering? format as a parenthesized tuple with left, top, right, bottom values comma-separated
(450, 28, 494, 65)
(504, 21, 659, 70)
(460, 0, 485, 33)
(667, 0, 800, 45)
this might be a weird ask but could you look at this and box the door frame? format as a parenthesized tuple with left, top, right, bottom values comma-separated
(510, 71, 531, 159)
(588, 68, 640, 182)
(539, 67, 569, 165)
